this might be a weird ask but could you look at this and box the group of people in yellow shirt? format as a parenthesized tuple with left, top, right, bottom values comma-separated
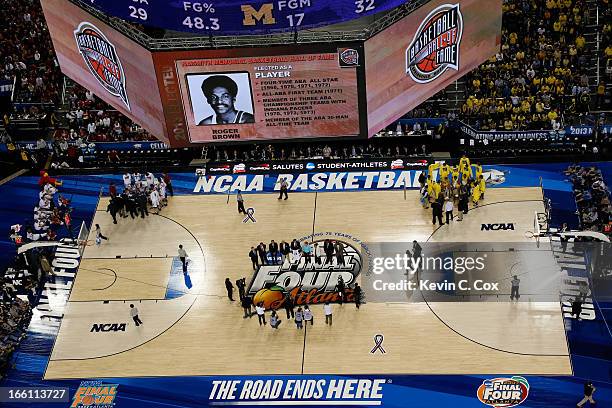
(421, 156, 487, 212)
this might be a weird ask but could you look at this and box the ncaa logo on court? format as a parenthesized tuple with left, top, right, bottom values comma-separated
(477, 376, 529, 408)
(306, 162, 316, 170)
(406, 4, 463, 83)
(74, 22, 130, 109)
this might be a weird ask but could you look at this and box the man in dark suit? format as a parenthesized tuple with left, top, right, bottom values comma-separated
(432, 195, 444, 225)
(249, 247, 259, 270)
(283, 292, 295, 319)
(236, 277, 246, 300)
(269, 240, 280, 265)
(224, 278, 235, 301)
(279, 240, 290, 265)
(137, 192, 149, 218)
(324, 239, 334, 265)
(334, 241, 345, 266)
(106, 197, 119, 224)
(257, 242, 268, 265)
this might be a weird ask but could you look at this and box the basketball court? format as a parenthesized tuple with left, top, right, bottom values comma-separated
(43, 186, 571, 379)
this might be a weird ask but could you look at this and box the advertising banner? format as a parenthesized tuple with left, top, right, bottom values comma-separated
(206, 157, 429, 175)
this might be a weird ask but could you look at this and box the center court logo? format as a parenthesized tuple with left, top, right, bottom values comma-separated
(74, 22, 130, 109)
(71, 381, 118, 408)
(406, 4, 463, 83)
(477, 376, 529, 407)
(248, 236, 364, 308)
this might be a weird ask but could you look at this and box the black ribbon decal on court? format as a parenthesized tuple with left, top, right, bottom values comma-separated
(243, 207, 256, 223)
(370, 334, 386, 354)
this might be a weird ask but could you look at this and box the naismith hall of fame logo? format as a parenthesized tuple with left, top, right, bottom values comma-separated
(74, 22, 130, 109)
(406, 3, 464, 83)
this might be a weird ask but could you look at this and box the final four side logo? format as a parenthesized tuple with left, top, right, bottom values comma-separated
(74, 22, 130, 109)
(406, 4, 463, 83)
(477, 376, 529, 408)
(71, 381, 118, 408)
(248, 235, 365, 308)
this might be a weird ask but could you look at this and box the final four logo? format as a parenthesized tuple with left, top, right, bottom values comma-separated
(74, 22, 130, 109)
(406, 4, 463, 83)
(477, 376, 529, 407)
(248, 237, 364, 308)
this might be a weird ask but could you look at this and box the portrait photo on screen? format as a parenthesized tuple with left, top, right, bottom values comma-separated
(186, 72, 255, 126)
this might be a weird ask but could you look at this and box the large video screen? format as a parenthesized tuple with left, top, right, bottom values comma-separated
(174, 52, 361, 143)
(40, 0, 166, 142)
(364, 0, 502, 137)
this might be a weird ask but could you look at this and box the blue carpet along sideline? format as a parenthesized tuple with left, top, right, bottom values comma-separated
(0, 162, 611, 407)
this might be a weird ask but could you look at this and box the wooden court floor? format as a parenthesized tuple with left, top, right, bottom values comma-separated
(44, 187, 571, 379)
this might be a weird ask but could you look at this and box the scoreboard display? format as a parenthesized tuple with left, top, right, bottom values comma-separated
(44, 0, 501, 146)
(86, 0, 409, 35)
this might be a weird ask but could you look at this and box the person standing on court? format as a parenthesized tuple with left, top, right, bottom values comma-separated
(256, 302, 266, 326)
(353, 283, 362, 309)
(324, 302, 333, 325)
(163, 172, 174, 197)
(510, 275, 520, 300)
(290, 239, 301, 263)
(237, 190, 246, 214)
(324, 239, 334, 265)
(249, 246, 259, 270)
(335, 276, 345, 304)
(130, 304, 143, 326)
(302, 241, 313, 265)
(444, 198, 454, 223)
(460, 187, 469, 215)
(241, 295, 253, 318)
(284, 292, 295, 319)
(280, 240, 290, 266)
(257, 242, 268, 265)
(334, 241, 345, 266)
(455, 191, 463, 221)
(225, 278, 235, 301)
(137, 191, 149, 218)
(295, 307, 303, 329)
(278, 177, 289, 200)
(314, 242, 323, 265)
(106, 197, 119, 224)
(418, 171, 426, 189)
(576, 381, 596, 407)
(303, 305, 313, 325)
(178, 245, 188, 272)
(432, 195, 444, 225)
(269, 240, 280, 264)
(236, 277, 246, 300)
